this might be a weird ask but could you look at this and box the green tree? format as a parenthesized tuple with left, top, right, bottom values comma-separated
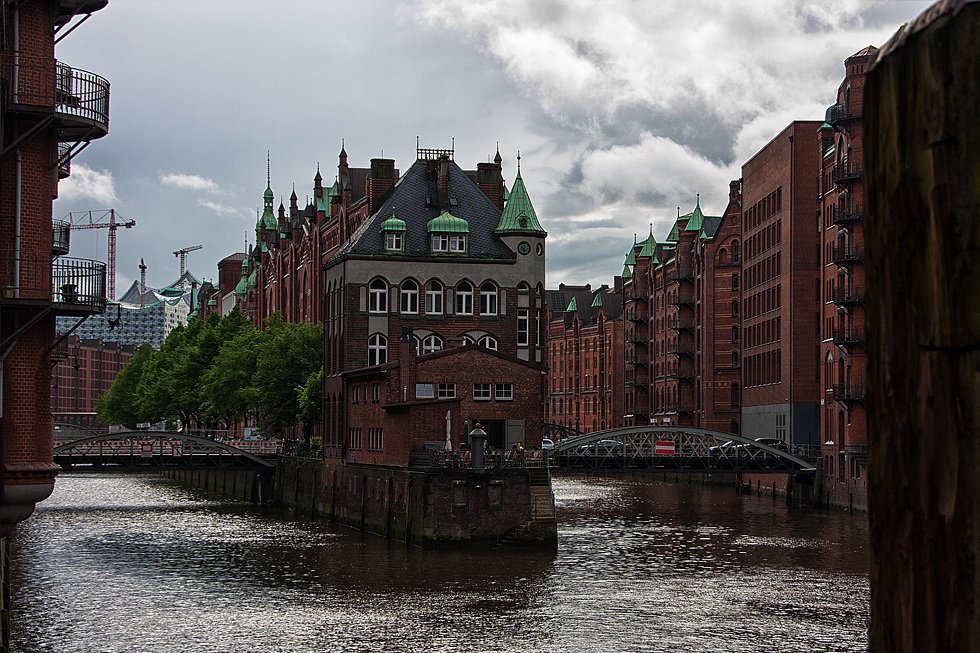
(95, 343, 155, 428)
(201, 324, 266, 428)
(252, 314, 322, 436)
(296, 365, 323, 434)
(135, 323, 187, 426)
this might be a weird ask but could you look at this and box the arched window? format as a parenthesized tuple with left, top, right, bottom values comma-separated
(732, 273, 740, 290)
(479, 282, 498, 315)
(456, 281, 473, 315)
(731, 383, 740, 407)
(732, 300, 739, 317)
(732, 240, 740, 263)
(425, 281, 443, 314)
(730, 420, 740, 436)
(478, 335, 498, 351)
(368, 334, 387, 366)
(420, 334, 442, 355)
(400, 279, 419, 314)
(732, 326, 739, 343)
(369, 279, 387, 313)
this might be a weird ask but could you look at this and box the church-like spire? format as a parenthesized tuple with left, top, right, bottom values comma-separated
(495, 152, 546, 236)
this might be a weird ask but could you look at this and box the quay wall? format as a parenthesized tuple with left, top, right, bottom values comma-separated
(163, 468, 274, 504)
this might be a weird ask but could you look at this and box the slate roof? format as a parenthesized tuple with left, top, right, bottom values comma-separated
(336, 158, 517, 261)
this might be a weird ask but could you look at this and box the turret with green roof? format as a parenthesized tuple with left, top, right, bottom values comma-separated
(495, 155, 546, 236)
(684, 195, 705, 232)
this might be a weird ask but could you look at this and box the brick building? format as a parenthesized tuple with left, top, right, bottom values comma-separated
(818, 47, 875, 507)
(344, 337, 546, 466)
(1, 0, 109, 535)
(545, 283, 625, 434)
(51, 336, 136, 430)
(620, 190, 742, 432)
(740, 120, 822, 447)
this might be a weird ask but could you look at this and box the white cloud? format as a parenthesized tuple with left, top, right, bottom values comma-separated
(199, 199, 244, 217)
(161, 173, 220, 192)
(58, 164, 118, 205)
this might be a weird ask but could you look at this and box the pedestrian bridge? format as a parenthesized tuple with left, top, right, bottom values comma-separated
(53, 431, 277, 472)
(546, 425, 817, 474)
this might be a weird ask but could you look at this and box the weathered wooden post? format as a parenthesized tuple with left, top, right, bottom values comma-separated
(865, 1, 980, 650)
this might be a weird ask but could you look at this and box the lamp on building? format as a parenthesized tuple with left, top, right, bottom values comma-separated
(469, 422, 487, 469)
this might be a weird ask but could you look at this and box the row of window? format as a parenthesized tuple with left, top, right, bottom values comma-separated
(366, 332, 500, 366)
(385, 232, 467, 254)
(745, 284, 782, 319)
(745, 186, 782, 231)
(414, 382, 514, 401)
(348, 427, 384, 451)
(369, 279, 500, 316)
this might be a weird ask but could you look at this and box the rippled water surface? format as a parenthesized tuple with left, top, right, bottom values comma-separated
(10, 474, 869, 652)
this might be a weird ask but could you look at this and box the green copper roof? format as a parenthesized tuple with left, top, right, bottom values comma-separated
(667, 220, 681, 242)
(496, 166, 546, 235)
(208, 297, 217, 306)
(622, 264, 632, 279)
(263, 184, 273, 200)
(427, 210, 469, 233)
(638, 225, 657, 257)
(625, 235, 638, 266)
(684, 196, 704, 232)
(247, 270, 257, 288)
(566, 297, 578, 312)
(380, 209, 406, 232)
(503, 183, 510, 203)
(591, 293, 602, 308)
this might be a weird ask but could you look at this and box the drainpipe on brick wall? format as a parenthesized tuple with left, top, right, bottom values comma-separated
(788, 133, 794, 444)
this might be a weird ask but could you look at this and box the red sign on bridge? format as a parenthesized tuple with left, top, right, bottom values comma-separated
(655, 441, 676, 455)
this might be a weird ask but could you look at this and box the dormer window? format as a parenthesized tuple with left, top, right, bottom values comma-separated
(427, 210, 469, 255)
(386, 231, 403, 252)
(380, 209, 406, 253)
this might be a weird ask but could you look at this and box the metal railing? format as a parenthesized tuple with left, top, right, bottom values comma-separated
(409, 448, 547, 469)
(668, 317, 695, 330)
(668, 268, 694, 281)
(832, 285, 864, 305)
(833, 204, 863, 226)
(0, 250, 106, 311)
(52, 219, 71, 256)
(1, 55, 109, 131)
(833, 326, 865, 347)
(833, 153, 863, 183)
(833, 382, 867, 402)
(670, 292, 695, 305)
(832, 244, 865, 264)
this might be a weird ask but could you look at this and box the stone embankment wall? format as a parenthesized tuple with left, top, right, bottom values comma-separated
(163, 468, 274, 504)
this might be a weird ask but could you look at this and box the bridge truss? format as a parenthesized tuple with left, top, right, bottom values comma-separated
(53, 431, 276, 472)
(547, 425, 817, 474)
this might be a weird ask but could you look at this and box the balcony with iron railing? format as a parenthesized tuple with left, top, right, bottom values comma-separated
(669, 292, 695, 306)
(833, 152, 863, 184)
(627, 333, 648, 345)
(1, 250, 106, 315)
(668, 267, 694, 282)
(1, 55, 110, 143)
(668, 317, 695, 331)
(667, 401, 696, 413)
(833, 382, 866, 403)
(832, 285, 864, 305)
(832, 243, 865, 264)
(833, 203, 863, 226)
(52, 219, 71, 257)
(667, 341, 694, 356)
(833, 326, 865, 348)
(667, 368, 695, 381)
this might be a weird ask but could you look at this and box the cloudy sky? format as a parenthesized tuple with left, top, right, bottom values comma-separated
(54, 0, 933, 295)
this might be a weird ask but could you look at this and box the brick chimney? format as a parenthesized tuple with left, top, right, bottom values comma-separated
(437, 156, 451, 210)
(368, 158, 397, 213)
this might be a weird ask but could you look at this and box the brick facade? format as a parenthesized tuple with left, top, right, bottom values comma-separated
(1, 0, 110, 534)
(50, 336, 136, 431)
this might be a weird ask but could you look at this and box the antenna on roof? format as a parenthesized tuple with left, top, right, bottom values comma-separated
(267, 151, 270, 187)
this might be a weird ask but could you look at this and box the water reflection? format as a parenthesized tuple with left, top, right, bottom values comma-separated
(10, 474, 869, 652)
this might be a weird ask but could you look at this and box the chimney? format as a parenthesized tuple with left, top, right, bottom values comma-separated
(437, 156, 451, 210)
(477, 162, 504, 210)
(368, 158, 397, 213)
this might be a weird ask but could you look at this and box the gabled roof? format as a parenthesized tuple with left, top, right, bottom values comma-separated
(684, 196, 705, 232)
(335, 158, 516, 261)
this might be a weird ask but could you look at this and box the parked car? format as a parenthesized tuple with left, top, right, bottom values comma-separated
(709, 440, 738, 455)
(541, 438, 555, 450)
(576, 440, 627, 455)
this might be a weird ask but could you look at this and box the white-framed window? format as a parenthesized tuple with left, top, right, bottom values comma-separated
(450, 234, 466, 252)
(385, 232, 403, 252)
(400, 279, 419, 314)
(495, 383, 514, 401)
(432, 234, 450, 252)
(478, 335, 498, 351)
(421, 334, 442, 354)
(438, 383, 456, 399)
(368, 334, 387, 366)
(456, 281, 473, 315)
(479, 282, 498, 315)
(517, 309, 529, 346)
(473, 383, 492, 401)
(425, 281, 443, 314)
(416, 383, 434, 399)
(369, 279, 387, 313)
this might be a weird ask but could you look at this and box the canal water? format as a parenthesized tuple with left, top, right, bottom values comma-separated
(9, 474, 870, 652)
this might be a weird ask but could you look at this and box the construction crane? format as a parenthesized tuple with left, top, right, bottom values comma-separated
(173, 245, 202, 288)
(67, 209, 136, 301)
